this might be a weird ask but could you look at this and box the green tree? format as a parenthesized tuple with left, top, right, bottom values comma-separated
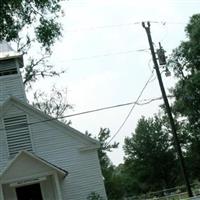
(0, 0, 62, 50)
(169, 14, 200, 180)
(0, 0, 65, 86)
(123, 116, 178, 195)
(97, 128, 118, 174)
(170, 14, 200, 128)
(87, 192, 104, 200)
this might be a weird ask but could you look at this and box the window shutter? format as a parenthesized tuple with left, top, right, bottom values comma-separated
(4, 115, 33, 156)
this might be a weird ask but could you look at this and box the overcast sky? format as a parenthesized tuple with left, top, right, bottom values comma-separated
(29, 0, 200, 165)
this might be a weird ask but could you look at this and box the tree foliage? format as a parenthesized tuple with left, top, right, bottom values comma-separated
(32, 86, 72, 124)
(169, 14, 200, 180)
(0, 0, 65, 86)
(23, 55, 65, 88)
(123, 116, 178, 195)
(87, 192, 104, 200)
(97, 128, 119, 173)
(0, 0, 62, 50)
(170, 14, 200, 124)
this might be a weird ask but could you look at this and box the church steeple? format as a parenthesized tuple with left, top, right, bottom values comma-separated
(0, 41, 27, 103)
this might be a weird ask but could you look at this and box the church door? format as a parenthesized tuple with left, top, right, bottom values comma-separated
(16, 183, 43, 200)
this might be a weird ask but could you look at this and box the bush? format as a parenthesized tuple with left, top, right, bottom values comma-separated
(87, 192, 104, 200)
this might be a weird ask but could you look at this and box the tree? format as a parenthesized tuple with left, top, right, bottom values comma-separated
(32, 86, 73, 124)
(0, 0, 65, 86)
(169, 14, 200, 128)
(97, 128, 118, 174)
(87, 192, 104, 200)
(96, 128, 120, 200)
(0, 0, 62, 50)
(123, 116, 178, 195)
(22, 55, 64, 88)
(169, 14, 200, 180)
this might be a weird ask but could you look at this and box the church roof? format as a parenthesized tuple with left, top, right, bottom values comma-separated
(0, 41, 22, 60)
(1, 96, 100, 148)
(0, 41, 14, 52)
(0, 150, 68, 182)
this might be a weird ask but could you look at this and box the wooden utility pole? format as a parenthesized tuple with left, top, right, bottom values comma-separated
(142, 21, 193, 197)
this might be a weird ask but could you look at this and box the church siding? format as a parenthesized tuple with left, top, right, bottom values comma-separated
(0, 43, 107, 200)
(0, 75, 26, 103)
(0, 103, 107, 200)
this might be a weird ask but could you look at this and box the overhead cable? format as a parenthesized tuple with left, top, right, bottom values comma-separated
(106, 70, 155, 146)
(66, 48, 149, 62)
(65, 21, 187, 32)
(0, 95, 174, 132)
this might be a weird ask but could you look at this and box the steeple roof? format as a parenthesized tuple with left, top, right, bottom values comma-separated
(0, 41, 21, 60)
(0, 41, 14, 52)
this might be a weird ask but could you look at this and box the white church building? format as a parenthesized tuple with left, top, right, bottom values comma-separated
(0, 42, 107, 200)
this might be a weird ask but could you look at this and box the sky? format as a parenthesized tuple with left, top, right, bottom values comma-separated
(29, 0, 200, 165)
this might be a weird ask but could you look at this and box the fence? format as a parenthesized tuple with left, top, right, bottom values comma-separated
(124, 184, 200, 200)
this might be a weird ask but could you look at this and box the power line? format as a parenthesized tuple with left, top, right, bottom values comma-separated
(65, 22, 141, 32)
(65, 21, 187, 32)
(0, 95, 173, 132)
(106, 70, 155, 146)
(149, 21, 187, 25)
(65, 48, 149, 62)
(61, 20, 187, 63)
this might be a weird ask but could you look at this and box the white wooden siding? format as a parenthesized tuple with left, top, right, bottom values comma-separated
(0, 118, 10, 171)
(0, 75, 26, 103)
(0, 103, 107, 200)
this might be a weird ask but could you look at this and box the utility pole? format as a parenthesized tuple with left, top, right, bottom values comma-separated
(142, 21, 193, 198)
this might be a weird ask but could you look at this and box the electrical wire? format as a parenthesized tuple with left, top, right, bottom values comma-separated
(65, 21, 187, 32)
(61, 20, 187, 63)
(65, 48, 149, 62)
(106, 70, 155, 146)
(0, 95, 174, 132)
(65, 22, 141, 32)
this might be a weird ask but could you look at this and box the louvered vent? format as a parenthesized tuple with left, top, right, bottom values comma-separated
(4, 115, 33, 156)
(0, 59, 18, 76)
